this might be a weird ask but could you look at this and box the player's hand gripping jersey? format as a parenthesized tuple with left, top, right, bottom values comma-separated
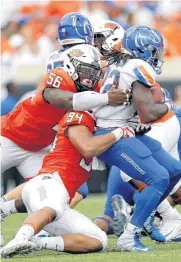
(1, 68, 76, 152)
(94, 59, 156, 128)
(38, 111, 95, 199)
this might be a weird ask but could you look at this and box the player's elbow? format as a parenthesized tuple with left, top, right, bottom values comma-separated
(81, 145, 97, 158)
(43, 88, 73, 109)
(140, 112, 156, 124)
(141, 115, 152, 124)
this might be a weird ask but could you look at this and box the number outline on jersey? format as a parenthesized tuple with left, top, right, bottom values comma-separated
(47, 73, 63, 88)
(66, 112, 84, 124)
(102, 69, 120, 93)
(47, 60, 64, 72)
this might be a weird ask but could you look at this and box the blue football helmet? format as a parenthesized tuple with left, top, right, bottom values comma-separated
(57, 12, 94, 47)
(122, 26, 165, 74)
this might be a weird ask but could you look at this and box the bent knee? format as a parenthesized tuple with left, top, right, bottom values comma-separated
(89, 231, 108, 252)
(151, 178, 169, 196)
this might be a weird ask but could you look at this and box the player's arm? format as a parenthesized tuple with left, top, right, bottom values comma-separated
(67, 125, 134, 158)
(42, 69, 131, 110)
(67, 125, 116, 158)
(44, 87, 131, 110)
(43, 88, 74, 110)
(132, 81, 169, 123)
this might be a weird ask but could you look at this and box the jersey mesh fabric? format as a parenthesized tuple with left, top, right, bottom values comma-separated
(38, 111, 95, 198)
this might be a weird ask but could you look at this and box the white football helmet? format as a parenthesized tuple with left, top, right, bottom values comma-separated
(63, 44, 102, 91)
(93, 20, 125, 60)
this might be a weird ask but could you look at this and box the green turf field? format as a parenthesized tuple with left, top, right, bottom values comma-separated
(2, 195, 181, 262)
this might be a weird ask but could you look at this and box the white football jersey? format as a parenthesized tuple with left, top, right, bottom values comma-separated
(94, 59, 156, 128)
(46, 49, 65, 72)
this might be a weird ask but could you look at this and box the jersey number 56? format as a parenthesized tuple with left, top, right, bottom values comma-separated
(47, 73, 63, 88)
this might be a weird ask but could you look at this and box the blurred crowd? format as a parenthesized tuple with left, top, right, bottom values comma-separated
(1, 0, 181, 117)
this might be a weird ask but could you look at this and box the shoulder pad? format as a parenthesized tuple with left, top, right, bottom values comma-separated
(46, 50, 59, 62)
(46, 50, 65, 72)
(62, 111, 94, 132)
(131, 59, 155, 87)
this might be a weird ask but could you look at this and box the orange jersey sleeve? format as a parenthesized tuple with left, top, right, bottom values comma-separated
(1, 69, 77, 152)
(32, 68, 76, 105)
(38, 111, 95, 198)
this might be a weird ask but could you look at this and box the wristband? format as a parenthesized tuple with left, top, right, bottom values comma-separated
(111, 128, 123, 142)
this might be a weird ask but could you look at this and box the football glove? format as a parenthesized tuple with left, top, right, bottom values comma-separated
(162, 88, 174, 111)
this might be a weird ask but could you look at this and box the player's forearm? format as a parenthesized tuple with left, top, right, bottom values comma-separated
(139, 104, 168, 123)
(43, 89, 108, 110)
(132, 82, 169, 124)
(81, 133, 116, 158)
(43, 88, 74, 109)
(73, 92, 108, 110)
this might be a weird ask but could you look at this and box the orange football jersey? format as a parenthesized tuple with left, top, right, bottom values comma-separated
(38, 111, 95, 199)
(1, 68, 76, 152)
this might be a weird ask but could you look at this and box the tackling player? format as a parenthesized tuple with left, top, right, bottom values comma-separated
(0, 13, 130, 200)
(0, 44, 129, 247)
(0, 14, 130, 247)
(1, 109, 135, 258)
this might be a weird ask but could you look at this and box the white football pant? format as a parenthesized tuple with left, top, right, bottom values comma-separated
(22, 173, 107, 250)
(0, 136, 50, 180)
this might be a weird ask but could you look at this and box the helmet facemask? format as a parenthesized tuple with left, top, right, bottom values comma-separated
(147, 46, 165, 74)
(70, 58, 102, 92)
(94, 29, 123, 66)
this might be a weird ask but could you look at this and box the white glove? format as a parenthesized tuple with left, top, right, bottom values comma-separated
(111, 127, 135, 142)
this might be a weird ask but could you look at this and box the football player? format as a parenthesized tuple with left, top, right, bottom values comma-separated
(94, 87, 181, 242)
(1, 73, 135, 258)
(0, 13, 130, 199)
(1, 13, 129, 196)
(0, 14, 130, 247)
(93, 25, 181, 251)
(91, 21, 181, 243)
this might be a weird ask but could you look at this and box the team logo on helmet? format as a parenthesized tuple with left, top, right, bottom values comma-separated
(69, 49, 84, 57)
(61, 28, 67, 37)
(104, 22, 118, 30)
(72, 15, 92, 40)
(135, 33, 148, 49)
(151, 30, 162, 43)
(135, 31, 161, 49)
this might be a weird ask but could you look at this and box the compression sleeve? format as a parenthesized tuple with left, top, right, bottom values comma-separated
(77, 183, 89, 199)
(73, 91, 108, 111)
